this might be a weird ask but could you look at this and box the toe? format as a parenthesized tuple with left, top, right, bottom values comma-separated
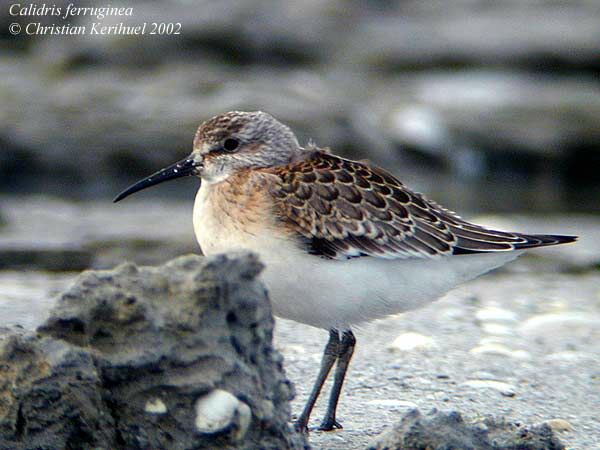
(318, 418, 343, 431)
(293, 420, 309, 434)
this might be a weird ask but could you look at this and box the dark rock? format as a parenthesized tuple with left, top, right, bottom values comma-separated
(366, 408, 565, 450)
(0, 329, 116, 450)
(0, 253, 309, 450)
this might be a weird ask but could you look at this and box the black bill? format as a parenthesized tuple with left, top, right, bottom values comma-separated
(113, 156, 201, 203)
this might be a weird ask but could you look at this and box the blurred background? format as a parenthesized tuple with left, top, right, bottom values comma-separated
(2, 4, 599, 448)
(0, 0, 599, 274)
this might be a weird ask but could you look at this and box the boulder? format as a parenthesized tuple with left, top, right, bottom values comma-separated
(0, 253, 308, 450)
(366, 408, 565, 450)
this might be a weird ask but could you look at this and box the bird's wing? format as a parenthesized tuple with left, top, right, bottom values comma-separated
(264, 150, 575, 260)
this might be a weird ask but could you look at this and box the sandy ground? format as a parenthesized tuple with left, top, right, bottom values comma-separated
(276, 271, 600, 450)
(1, 267, 598, 449)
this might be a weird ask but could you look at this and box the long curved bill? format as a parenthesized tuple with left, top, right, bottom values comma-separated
(113, 155, 201, 203)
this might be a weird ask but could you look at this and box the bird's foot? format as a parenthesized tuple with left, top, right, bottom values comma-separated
(293, 419, 309, 434)
(317, 417, 342, 431)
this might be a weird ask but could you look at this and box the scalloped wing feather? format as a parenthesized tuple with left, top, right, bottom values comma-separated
(264, 151, 576, 260)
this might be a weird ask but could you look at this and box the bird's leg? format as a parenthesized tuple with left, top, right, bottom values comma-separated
(294, 329, 340, 433)
(318, 330, 356, 431)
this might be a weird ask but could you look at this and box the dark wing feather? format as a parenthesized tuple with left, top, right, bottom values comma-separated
(266, 151, 576, 260)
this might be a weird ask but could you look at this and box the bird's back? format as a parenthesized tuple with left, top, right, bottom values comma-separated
(262, 149, 576, 261)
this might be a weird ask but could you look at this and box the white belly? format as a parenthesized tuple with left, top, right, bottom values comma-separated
(258, 247, 520, 330)
(194, 185, 522, 330)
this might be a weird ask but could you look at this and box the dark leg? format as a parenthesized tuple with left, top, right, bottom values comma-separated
(318, 330, 356, 431)
(294, 329, 340, 433)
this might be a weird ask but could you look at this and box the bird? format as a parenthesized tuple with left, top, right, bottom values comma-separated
(114, 110, 577, 433)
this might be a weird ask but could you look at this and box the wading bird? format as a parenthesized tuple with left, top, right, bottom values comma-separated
(114, 111, 576, 433)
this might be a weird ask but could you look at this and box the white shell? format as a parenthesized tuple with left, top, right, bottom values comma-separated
(387, 332, 435, 352)
(145, 398, 167, 414)
(194, 389, 251, 439)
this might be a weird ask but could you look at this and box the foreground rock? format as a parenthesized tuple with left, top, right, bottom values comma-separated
(0, 253, 308, 450)
(367, 408, 565, 450)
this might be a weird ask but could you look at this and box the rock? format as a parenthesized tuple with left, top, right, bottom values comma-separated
(366, 408, 565, 450)
(365, 399, 418, 410)
(519, 312, 600, 349)
(480, 323, 513, 335)
(520, 312, 600, 334)
(0, 253, 308, 450)
(469, 343, 530, 360)
(462, 380, 517, 398)
(0, 329, 117, 449)
(387, 332, 435, 352)
(468, 371, 502, 382)
(544, 351, 597, 364)
(475, 307, 518, 323)
(542, 419, 573, 433)
(144, 398, 167, 415)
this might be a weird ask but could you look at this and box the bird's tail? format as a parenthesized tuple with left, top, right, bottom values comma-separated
(511, 234, 578, 249)
(453, 232, 577, 255)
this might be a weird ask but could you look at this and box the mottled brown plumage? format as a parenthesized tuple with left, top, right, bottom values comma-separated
(262, 150, 573, 260)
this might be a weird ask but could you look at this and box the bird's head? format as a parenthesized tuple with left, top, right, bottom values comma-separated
(113, 111, 300, 202)
(192, 110, 300, 182)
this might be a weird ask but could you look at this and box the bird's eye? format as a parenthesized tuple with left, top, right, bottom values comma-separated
(222, 138, 239, 152)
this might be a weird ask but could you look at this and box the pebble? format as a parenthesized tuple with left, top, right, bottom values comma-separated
(519, 312, 600, 336)
(438, 307, 464, 320)
(365, 399, 418, 409)
(260, 399, 274, 421)
(478, 336, 512, 346)
(481, 323, 513, 335)
(543, 300, 570, 313)
(387, 332, 435, 352)
(543, 418, 574, 432)
(470, 343, 531, 360)
(278, 344, 306, 354)
(194, 389, 252, 439)
(475, 307, 518, 322)
(462, 380, 516, 397)
(470, 371, 501, 381)
(389, 106, 448, 150)
(544, 351, 596, 363)
(144, 398, 167, 414)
